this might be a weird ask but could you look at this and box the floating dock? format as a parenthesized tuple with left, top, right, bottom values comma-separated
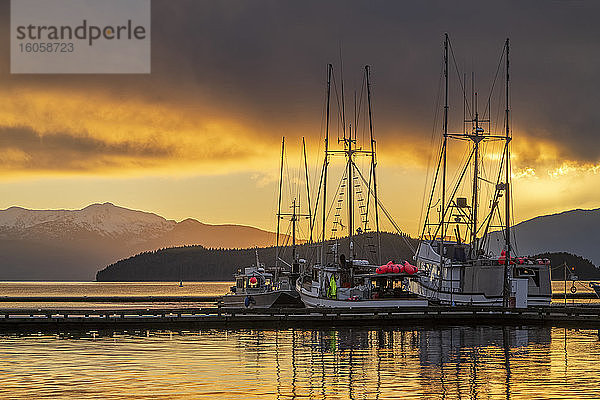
(2, 305, 600, 332)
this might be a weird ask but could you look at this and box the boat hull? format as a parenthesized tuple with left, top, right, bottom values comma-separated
(407, 281, 551, 306)
(298, 287, 428, 308)
(221, 290, 304, 309)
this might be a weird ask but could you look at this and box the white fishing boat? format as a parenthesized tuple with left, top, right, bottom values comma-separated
(297, 64, 427, 308)
(408, 35, 551, 308)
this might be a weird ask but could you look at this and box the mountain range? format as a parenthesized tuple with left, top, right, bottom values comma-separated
(487, 208, 600, 266)
(0, 203, 598, 280)
(0, 203, 282, 280)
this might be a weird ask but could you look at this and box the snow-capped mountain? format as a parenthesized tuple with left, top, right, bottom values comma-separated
(0, 203, 176, 242)
(0, 203, 281, 280)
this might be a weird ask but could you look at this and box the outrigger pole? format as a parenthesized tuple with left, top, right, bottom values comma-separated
(503, 38, 511, 307)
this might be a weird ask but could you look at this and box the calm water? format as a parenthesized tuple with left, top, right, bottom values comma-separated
(0, 282, 232, 309)
(1, 283, 600, 398)
(1, 326, 600, 399)
(0, 281, 597, 309)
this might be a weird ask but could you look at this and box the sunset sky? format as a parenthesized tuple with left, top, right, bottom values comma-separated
(1, 0, 599, 237)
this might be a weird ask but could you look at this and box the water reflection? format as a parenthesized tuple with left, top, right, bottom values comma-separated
(1, 326, 600, 399)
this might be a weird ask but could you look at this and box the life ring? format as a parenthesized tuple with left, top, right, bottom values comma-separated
(570, 285, 577, 294)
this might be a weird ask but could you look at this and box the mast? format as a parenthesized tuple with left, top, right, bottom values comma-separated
(472, 93, 479, 252)
(276, 137, 285, 272)
(321, 64, 332, 265)
(441, 33, 449, 270)
(292, 198, 297, 263)
(365, 65, 381, 264)
(302, 137, 313, 243)
(503, 38, 511, 307)
(347, 123, 354, 260)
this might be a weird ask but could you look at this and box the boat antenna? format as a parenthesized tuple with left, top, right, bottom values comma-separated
(276, 137, 285, 273)
(321, 64, 332, 265)
(503, 38, 512, 307)
(365, 65, 382, 264)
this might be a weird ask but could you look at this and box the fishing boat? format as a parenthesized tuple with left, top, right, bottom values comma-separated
(408, 35, 551, 307)
(221, 248, 302, 308)
(221, 138, 309, 309)
(296, 64, 428, 308)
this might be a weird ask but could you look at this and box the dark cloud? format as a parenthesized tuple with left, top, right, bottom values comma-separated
(0, 126, 175, 171)
(1, 1, 599, 162)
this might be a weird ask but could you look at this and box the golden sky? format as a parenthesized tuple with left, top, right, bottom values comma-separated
(0, 1, 599, 237)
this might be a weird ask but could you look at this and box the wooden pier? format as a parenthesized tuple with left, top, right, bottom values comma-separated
(2, 305, 600, 333)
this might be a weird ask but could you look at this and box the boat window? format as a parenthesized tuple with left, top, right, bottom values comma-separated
(454, 246, 466, 262)
(236, 279, 244, 289)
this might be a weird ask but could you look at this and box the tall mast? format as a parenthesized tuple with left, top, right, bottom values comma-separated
(340, 53, 346, 141)
(321, 64, 332, 265)
(347, 124, 354, 260)
(302, 137, 313, 243)
(441, 33, 449, 266)
(292, 198, 297, 263)
(276, 137, 285, 271)
(503, 38, 511, 307)
(365, 65, 381, 264)
(472, 93, 479, 251)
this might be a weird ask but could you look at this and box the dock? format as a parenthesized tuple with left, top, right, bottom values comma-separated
(0, 296, 220, 303)
(2, 305, 600, 333)
(0, 292, 595, 303)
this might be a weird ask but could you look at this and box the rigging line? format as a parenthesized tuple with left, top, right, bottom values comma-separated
(311, 162, 325, 239)
(418, 62, 445, 239)
(353, 165, 416, 253)
(420, 141, 445, 241)
(325, 168, 348, 229)
(358, 72, 366, 147)
(433, 147, 476, 240)
(478, 146, 507, 239)
(331, 71, 344, 140)
(482, 43, 506, 120)
(448, 38, 472, 119)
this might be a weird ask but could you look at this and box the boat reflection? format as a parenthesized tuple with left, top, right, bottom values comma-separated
(231, 325, 556, 399)
(2, 326, 600, 399)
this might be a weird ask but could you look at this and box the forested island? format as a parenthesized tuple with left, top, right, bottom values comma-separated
(96, 232, 416, 281)
(96, 233, 600, 281)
